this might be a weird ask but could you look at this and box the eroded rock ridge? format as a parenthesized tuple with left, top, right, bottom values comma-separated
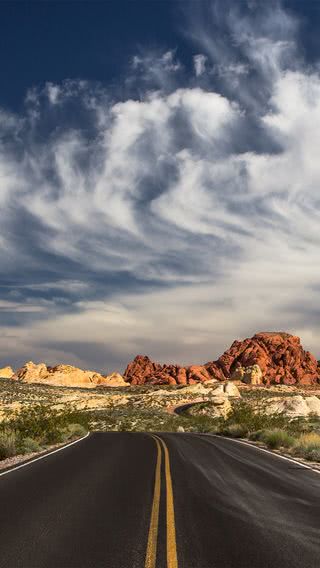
(124, 332, 320, 386)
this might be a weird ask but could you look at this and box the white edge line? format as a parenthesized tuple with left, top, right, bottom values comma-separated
(207, 434, 320, 475)
(0, 431, 90, 478)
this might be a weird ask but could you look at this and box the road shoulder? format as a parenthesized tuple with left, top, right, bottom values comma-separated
(0, 431, 90, 475)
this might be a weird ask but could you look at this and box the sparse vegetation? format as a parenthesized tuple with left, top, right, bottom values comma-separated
(0, 403, 89, 463)
(0, 378, 319, 464)
(292, 432, 320, 461)
(221, 423, 249, 438)
(257, 429, 295, 449)
(19, 437, 42, 454)
(0, 430, 17, 459)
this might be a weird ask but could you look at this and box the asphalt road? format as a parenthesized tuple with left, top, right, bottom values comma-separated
(0, 432, 319, 568)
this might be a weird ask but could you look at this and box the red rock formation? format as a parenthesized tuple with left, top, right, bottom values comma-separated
(124, 333, 320, 386)
(123, 355, 224, 385)
(210, 332, 319, 386)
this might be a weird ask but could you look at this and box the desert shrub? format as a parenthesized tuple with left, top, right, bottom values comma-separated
(19, 437, 42, 454)
(248, 430, 264, 441)
(177, 414, 222, 433)
(293, 432, 320, 461)
(223, 423, 248, 438)
(0, 430, 17, 459)
(3, 404, 88, 447)
(259, 429, 295, 449)
(222, 401, 287, 434)
(59, 423, 87, 442)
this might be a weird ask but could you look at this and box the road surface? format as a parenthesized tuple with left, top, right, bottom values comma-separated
(0, 432, 319, 568)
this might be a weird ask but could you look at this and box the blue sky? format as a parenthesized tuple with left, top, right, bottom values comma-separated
(1, 0, 320, 373)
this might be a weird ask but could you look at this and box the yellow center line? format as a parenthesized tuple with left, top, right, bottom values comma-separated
(154, 435, 178, 568)
(145, 435, 162, 568)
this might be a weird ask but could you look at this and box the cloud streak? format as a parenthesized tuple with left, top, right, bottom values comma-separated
(1, 1, 320, 371)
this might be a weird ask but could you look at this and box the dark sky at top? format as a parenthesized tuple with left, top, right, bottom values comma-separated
(1, 1, 320, 110)
(0, 1, 183, 110)
(1, 0, 320, 371)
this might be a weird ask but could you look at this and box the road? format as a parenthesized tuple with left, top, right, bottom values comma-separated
(0, 432, 319, 568)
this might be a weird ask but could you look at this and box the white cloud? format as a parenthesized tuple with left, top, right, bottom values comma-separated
(1, 2, 320, 369)
(193, 54, 207, 77)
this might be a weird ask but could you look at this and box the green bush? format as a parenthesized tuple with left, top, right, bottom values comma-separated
(223, 423, 248, 438)
(260, 429, 295, 449)
(0, 430, 17, 459)
(187, 415, 219, 433)
(0, 404, 90, 460)
(7, 404, 89, 445)
(223, 401, 287, 434)
(19, 437, 42, 454)
(308, 449, 320, 462)
(248, 430, 264, 441)
(59, 423, 87, 442)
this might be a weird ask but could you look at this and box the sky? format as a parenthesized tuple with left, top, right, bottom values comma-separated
(1, 0, 320, 373)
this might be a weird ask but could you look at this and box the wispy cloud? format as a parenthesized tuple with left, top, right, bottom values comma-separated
(1, 1, 320, 370)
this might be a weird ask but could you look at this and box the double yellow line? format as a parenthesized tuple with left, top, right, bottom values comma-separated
(145, 435, 178, 568)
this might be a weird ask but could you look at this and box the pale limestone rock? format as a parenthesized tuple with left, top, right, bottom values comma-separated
(179, 383, 211, 396)
(212, 384, 225, 395)
(265, 395, 315, 417)
(212, 397, 232, 418)
(12, 361, 128, 389)
(305, 396, 320, 415)
(203, 379, 218, 386)
(189, 397, 232, 419)
(243, 364, 263, 385)
(0, 366, 14, 378)
(101, 372, 130, 387)
(224, 382, 241, 397)
(231, 364, 263, 385)
(12, 361, 48, 383)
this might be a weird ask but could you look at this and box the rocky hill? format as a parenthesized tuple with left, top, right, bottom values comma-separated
(215, 332, 319, 386)
(124, 332, 320, 386)
(0, 367, 14, 379)
(1, 331, 319, 388)
(9, 362, 129, 388)
(123, 355, 224, 385)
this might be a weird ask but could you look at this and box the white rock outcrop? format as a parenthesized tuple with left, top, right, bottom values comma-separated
(12, 361, 129, 388)
(265, 395, 320, 417)
(212, 382, 241, 398)
(0, 366, 14, 379)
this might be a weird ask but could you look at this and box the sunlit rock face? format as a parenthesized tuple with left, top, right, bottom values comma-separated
(264, 395, 320, 418)
(230, 364, 263, 385)
(124, 332, 320, 386)
(0, 366, 14, 379)
(215, 332, 319, 386)
(12, 362, 129, 388)
(123, 354, 224, 386)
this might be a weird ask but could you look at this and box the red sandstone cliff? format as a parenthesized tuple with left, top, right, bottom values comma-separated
(123, 332, 320, 386)
(123, 355, 225, 385)
(213, 331, 319, 386)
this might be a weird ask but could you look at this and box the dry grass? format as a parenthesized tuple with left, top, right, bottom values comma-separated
(0, 430, 17, 459)
(293, 432, 320, 461)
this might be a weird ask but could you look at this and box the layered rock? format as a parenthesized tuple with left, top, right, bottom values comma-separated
(187, 397, 232, 419)
(0, 366, 14, 379)
(124, 332, 320, 386)
(98, 372, 130, 388)
(213, 332, 319, 386)
(264, 395, 320, 417)
(123, 355, 224, 386)
(230, 364, 263, 385)
(12, 361, 129, 388)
